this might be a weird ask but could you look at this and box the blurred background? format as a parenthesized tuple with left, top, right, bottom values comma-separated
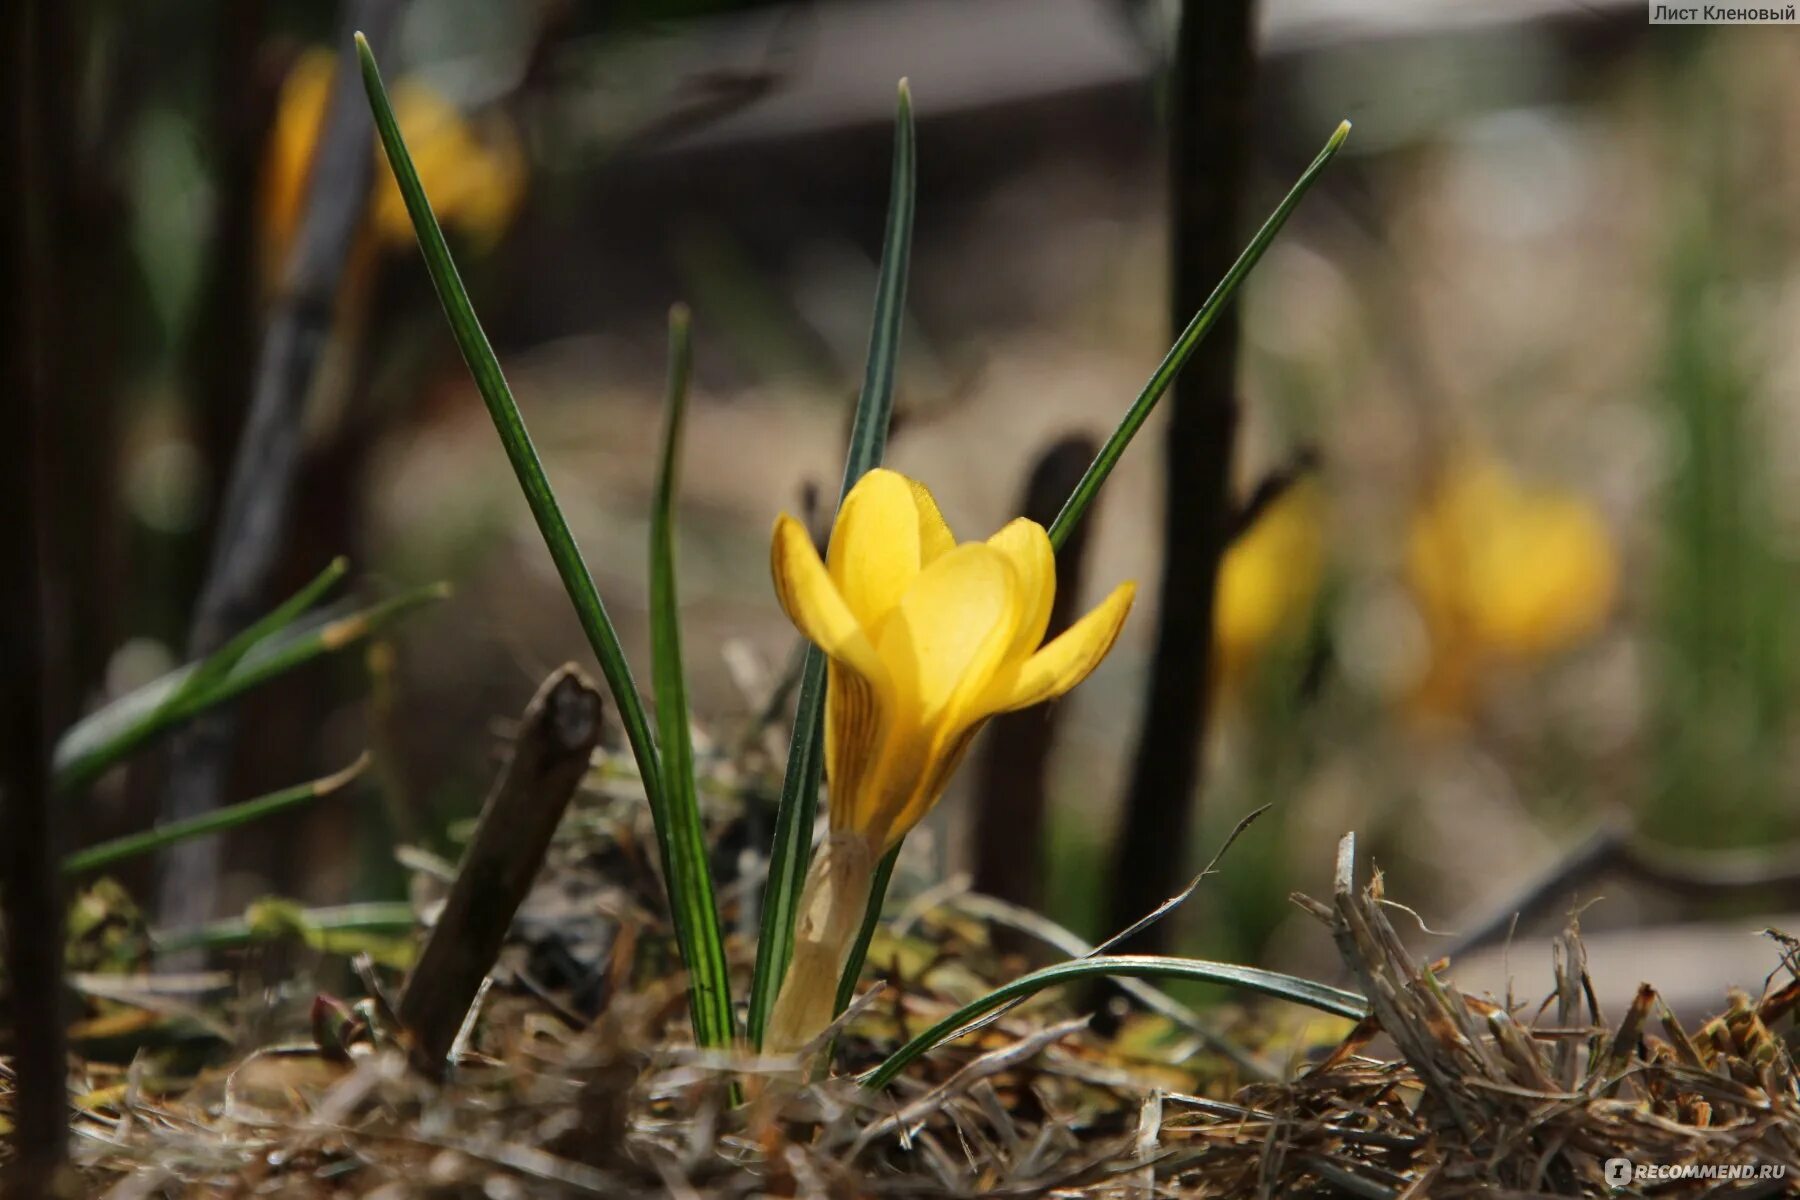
(37, 0, 1800, 1013)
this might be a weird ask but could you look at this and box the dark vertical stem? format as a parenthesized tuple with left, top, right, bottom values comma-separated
(44, 2, 128, 699)
(2, 0, 71, 1186)
(186, 0, 274, 580)
(1106, 0, 1258, 947)
(973, 435, 1099, 913)
(159, 0, 398, 933)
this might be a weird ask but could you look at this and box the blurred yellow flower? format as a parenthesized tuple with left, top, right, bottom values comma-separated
(1406, 452, 1616, 717)
(1213, 477, 1325, 689)
(365, 78, 525, 249)
(260, 49, 526, 280)
(765, 467, 1134, 1053)
(772, 468, 1135, 854)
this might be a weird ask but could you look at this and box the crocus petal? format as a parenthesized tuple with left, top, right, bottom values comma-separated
(875, 542, 1024, 724)
(989, 581, 1136, 713)
(986, 518, 1056, 663)
(825, 664, 887, 835)
(865, 542, 1031, 843)
(909, 477, 957, 565)
(875, 719, 986, 850)
(771, 514, 885, 685)
(829, 469, 923, 633)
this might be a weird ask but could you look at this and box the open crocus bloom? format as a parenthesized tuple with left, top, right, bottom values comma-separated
(771, 468, 1136, 853)
(763, 468, 1134, 1057)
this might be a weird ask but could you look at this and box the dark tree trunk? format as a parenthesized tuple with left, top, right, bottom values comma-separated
(3, 0, 72, 1186)
(1106, 0, 1258, 947)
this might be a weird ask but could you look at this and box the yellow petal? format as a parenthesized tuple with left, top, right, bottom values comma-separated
(874, 719, 987, 850)
(986, 518, 1056, 663)
(1214, 479, 1325, 680)
(989, 581, 1136, 712)
(825, 663, 887, 834)
(829, 469, 923, 633)
(261, 51, 337, 278)
(875, 542, 1024, 724)
(770, 515, 885, 684)
(1405, 454, 1615, 662)
(909, 477, 957, 565)
(1470, 493, 1614, 656)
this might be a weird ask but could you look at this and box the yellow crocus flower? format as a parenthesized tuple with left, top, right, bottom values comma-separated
(365, 78, 525, 250)
(1406, 452, 1616, 717)
(260, 49, 525, 283)
(764, 468, 1134, 1054)
(261, 50, 340, 275)
(1213, 478, 1325, 689)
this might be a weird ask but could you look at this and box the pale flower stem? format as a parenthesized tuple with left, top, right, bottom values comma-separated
(764, 830, 878, 1058)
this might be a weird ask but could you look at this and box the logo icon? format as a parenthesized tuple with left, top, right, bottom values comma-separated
(1605, 1158, 1633, 1189)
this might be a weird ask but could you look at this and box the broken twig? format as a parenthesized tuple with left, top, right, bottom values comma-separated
(398, 665, 603, 1074)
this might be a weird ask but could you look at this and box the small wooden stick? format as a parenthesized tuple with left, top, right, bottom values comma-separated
(399, 665, 603, 1074)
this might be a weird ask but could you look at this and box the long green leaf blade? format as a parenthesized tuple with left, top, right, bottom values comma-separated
(171, 557, 347, 708)
(355, 33, 667, 835)
(1047, 120, 1351, 550)
(747, 81, 916, 1048)
(63, 756, 368, 876)
(748, 651, 826, 1043)
(863, 954, 1367, 1089)
(152, 901, 416, 955)
(836, 79, 916, 499)
(649, 306, 735, 1048)
(53, 583, 445, 794)
(834, 843, 898, 1017)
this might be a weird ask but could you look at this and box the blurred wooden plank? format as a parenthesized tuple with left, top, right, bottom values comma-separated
(1452, 916, 1798, 1024)
(1268, 0, 1641, 48)
(664, 0, 1642, 149)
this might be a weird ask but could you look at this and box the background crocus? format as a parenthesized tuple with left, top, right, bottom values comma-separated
(1212, 477, 1326, 693)
(764, 468, 1134, 1055)
(1405, 450, 1617, 719)
(260, 50, 525, 291)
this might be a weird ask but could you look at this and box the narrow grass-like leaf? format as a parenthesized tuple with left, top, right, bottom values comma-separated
(53, 583, 445, 794)
(152, 901, 416, 954)
(748, 652, 826, 1043)
(649, 305, 735, 1047)
(1047, 120, 1351, 551)
(63, 756, 369, 877)
(834, 843, 898, 1017)
(863, 954, 1366, 1089)
(747, 81, 917, 1048)
(834, 79, 916, 501)
(356, 34, 667, 830)
(173, 557, 347, 706)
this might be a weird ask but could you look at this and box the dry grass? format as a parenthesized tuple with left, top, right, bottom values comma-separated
(19, 760, 1795, 1200)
